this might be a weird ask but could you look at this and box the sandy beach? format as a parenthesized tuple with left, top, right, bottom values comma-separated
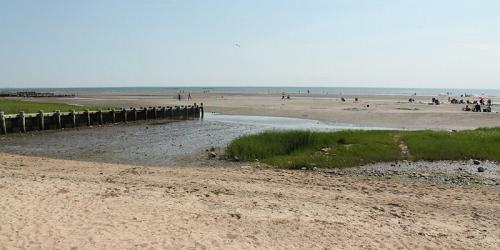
(2, 91, 500, 249)
(27, 91, 500, 130)
(1, 153, 499, 249)
(4, 0, 500, 248)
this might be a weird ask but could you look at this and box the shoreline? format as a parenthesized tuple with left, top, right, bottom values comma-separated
(7, 92, 500, 130)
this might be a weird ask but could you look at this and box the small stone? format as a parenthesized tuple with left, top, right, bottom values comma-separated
(473, 160, 481, 165)
(208, 152, 217, 158)
(477, 166, 485, 172)
(301, 167, 307, 170)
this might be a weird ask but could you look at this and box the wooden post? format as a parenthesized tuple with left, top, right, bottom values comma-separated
(122, 108, 127, 123)
(85, 109, 91, 126)
(97, 109, 103, 125)
(133, 108, 137, 121)
(144, 108, 148, 120)
(169, 107, 173, 118)
(38, 110, 44, 131)
(55, 110, 62, 129)
(19, 111, 26, 133)
(153, 107, 157, 119)
(162, 107, 166, 119)
(71, 110, 76, 128)
(0, 112, 6, 134)
(111, 109, 116, 123)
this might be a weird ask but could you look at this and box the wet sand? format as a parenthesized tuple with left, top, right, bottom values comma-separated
(26, 92, 500, 130)
(0, 114, 395, 166)
(1, 153, 499, 249)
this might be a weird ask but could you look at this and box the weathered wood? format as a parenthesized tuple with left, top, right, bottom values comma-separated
(38, 110, 44, 131)
(0, 112, 6, 134)
(71, 110, 77, 128)
(54, 110, 62, 129)
(85, 110, 91, 126)
(122, 108, 127, 123)
(19, 111, 26, 133)
(97, 109, 103, 125)
(0, 104, 202, 134)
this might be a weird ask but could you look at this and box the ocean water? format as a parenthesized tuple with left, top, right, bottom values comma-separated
(2, 86, 500, 97)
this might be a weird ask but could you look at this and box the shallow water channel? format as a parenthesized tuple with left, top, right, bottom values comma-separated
(0, 114, 396, 166)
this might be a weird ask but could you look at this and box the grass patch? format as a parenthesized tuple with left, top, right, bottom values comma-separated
(0, 98, 109, 114)
(401, 128, 500, 162)
(226, 128, 500, 169)
(226, 130, 403, 169)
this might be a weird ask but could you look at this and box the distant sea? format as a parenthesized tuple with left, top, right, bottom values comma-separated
(1, 87, 500, 97)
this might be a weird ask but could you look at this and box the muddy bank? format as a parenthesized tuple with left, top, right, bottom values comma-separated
(0, 114, 389, 166)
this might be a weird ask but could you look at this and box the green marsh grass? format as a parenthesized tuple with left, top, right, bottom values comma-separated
(0, 98, 109, 114)
(226, 128, 500, 169)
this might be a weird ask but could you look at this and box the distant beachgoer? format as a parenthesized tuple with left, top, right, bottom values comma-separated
(487, 99, 492, 106)
(354, 97, 358, 102)
(307, 89, 310, 94)
(177, 93, 181, 101)
(188, 92, 192, 100)
(474, 103, 481, 112)
(287, 95, 290, 99)
(463, 105, 471, 111)
(341, 97, 346, 102)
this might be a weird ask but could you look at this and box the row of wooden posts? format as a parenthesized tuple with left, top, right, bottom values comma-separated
(0, 103, 204, 134)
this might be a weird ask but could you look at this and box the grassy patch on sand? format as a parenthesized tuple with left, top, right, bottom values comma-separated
(401, 128, 500, 162)
(0, 98, 108, 114)
(226, 128, 500, 169)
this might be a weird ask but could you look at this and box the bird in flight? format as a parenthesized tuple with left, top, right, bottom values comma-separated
(233, 43, 241, 48)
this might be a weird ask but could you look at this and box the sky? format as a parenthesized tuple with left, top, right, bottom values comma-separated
(1, 0, 499, 89)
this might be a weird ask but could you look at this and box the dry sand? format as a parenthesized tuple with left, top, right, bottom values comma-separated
(31, 92, 500, 130)
(1, 153, 499, 249)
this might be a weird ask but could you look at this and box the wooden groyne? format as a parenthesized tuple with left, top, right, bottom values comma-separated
(0, 103, 204, 134)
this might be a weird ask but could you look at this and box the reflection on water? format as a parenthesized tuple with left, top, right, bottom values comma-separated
(205, 113, 395, 131)
(0, 114, 398, 166)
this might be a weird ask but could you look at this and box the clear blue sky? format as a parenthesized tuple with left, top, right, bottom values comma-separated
(1, 0, 499, 89)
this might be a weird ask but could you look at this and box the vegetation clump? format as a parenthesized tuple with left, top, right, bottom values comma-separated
(226, 128, 500, 169)
(0, 98, 109, 114)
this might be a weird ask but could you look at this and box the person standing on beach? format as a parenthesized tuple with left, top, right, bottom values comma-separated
(177, 92, 181, 101)
(188, 92, 192, 100)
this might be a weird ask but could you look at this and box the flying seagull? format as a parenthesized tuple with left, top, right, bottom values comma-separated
(233, 43, 241, 48)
